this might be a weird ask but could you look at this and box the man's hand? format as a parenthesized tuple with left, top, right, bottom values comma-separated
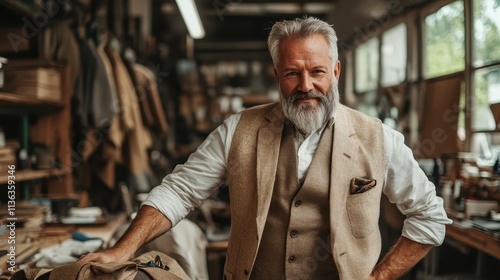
(368, 236, 433, 280)
(77, 247, 130, 264)
(77, 206, 173, 265)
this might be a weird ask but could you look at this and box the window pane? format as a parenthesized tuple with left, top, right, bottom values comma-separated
(473, 0, 500, 67)
(355, 38, 379, 92)
(381, 24, 407, 87)
(355, 91, 379, 118)
(471, 65, 500, 167)
(473, 65, 500, 131)
(472, 132, 500, 167)
(424, 1, 465, 78)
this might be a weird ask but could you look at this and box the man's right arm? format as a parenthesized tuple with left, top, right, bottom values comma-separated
(77, 205, 172, 263)
(79, 113, 242, 264)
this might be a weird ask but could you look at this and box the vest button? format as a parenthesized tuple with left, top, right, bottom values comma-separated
(244, 269, 249, 276)
(288, 256, 296, 263)
(294, 200, 302, 207)
(290, 230, 298, 238)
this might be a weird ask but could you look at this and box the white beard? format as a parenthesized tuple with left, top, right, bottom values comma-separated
(280, 80, 339, 135)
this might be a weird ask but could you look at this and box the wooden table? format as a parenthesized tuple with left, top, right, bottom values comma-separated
(73, 213, 128, 248)
(446, 223, 500, 260)
(0, 213, 127, 273)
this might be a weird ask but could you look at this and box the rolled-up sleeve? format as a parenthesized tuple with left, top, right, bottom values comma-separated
(142, 113, 241, 226)
(382, 125, 452, 245)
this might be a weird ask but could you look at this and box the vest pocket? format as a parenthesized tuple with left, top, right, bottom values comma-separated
(346, 188, 380, 238)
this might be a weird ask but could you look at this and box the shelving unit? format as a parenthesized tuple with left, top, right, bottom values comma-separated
(0, 0, 35, 17)
(0, 92, 64, 115)
(0, 67, 74, 195)
(0, 92, 64, 108)
(0, 168, 69, 185)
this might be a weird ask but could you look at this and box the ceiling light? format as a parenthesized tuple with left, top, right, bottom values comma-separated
(225, 3, 335, 15)
(175, 0, 205, 39)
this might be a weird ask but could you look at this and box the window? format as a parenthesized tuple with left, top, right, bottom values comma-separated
(381, 23, 407, 87)
(472, 66, 500, 166)
(355, 37, 379, 92)
(471, 0, 500, 166)
(473, 0, 500, 67)
(424, 1, 465, 78)
(473, 65, 500, 131)
(355, 91, 379, 118)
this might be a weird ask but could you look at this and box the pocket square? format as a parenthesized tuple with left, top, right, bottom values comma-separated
(350, 177, 377, 194)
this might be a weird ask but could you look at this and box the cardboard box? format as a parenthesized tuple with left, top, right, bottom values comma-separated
(0, 147, 16, 163)
(465, 199, 498, 218)
(2, 61, 61, 102)
(0, 147, 16, 173)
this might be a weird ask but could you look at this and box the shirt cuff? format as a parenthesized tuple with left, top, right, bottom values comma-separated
(402, 216, 453, 245)
(140, 186, 190, 227)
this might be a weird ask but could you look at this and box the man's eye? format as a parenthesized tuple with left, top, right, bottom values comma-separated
(285, 72, 299, 77)
(312, 70, 325, 75)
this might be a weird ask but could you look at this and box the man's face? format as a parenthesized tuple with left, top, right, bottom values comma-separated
(274, 34, 341, 134)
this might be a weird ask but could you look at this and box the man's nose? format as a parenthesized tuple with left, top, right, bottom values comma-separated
(298, 74, 314, 92)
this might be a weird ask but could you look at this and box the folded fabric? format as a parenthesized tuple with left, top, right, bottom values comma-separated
(11, 251, 190, 280)
(68, 207, 103, 217)
(350, 177, 377, 194)
(72, 231, 102, 242)
(35, 239, 103, 267)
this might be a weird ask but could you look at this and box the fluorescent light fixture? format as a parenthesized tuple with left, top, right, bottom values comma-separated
(175, 0, 205, 39)
(225, 3, 335, 15)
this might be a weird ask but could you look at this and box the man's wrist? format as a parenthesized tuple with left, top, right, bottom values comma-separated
(369, 267, 392, 280)
(107, 244, 134, 262)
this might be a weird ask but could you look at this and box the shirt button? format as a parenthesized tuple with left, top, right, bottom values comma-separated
(290, 230, 298, 238)
(288, 256, 296, 263)
(294, 200, 302, 207)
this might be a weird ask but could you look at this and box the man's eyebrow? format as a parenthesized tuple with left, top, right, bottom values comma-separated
(282, 66, 328, 72)
(312, 65, 328, 71)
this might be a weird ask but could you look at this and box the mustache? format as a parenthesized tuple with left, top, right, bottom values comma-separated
(288, 91, 327, 102)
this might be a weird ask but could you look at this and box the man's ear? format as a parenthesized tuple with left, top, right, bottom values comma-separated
(334, 60, 341, 82)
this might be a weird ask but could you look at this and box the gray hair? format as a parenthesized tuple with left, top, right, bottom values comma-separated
(267, 16, 339, 67)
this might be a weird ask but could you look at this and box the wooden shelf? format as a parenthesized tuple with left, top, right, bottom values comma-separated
(0, 168, 70, 184)
(0, 92, 64, 113)
(241, 95, 273, 107)
(0, 0, 36, 17)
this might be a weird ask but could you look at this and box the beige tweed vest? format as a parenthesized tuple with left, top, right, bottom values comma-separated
(224, 102, 385, 280)
(251, 120, 337, 279)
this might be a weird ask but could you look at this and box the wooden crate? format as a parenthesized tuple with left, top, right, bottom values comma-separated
(2, 61, 61, 102)
(0, 146, 16, 173)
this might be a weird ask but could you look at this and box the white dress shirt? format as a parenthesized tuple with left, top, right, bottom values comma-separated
(143, 111, 452, 246)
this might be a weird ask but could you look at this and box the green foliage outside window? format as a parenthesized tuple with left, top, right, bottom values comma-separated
(424, 1, 465, 78)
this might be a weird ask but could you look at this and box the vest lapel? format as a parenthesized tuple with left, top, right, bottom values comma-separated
(256, 105, 285, 233)
(329, 105, 358, 234)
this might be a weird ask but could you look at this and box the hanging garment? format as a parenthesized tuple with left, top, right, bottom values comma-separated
(87, 40, 117, 129)
(133, 64, 168, 138)
(42, 20, 80, 88)
(106, 47, 152, 175)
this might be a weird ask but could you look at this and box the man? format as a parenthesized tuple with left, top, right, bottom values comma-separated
(80, 17, 452, 279)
